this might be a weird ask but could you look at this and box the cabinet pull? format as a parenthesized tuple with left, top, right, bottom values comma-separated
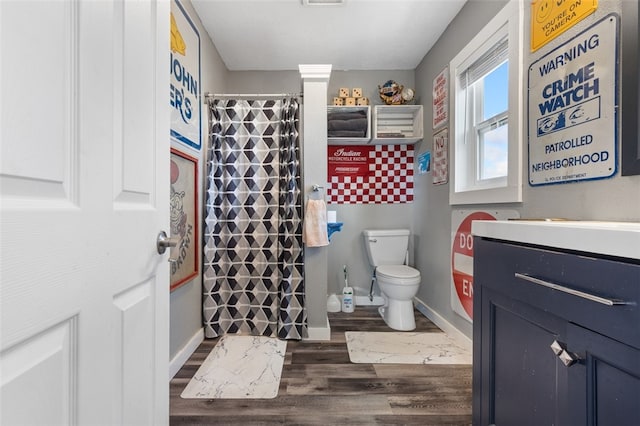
(515, 273, 628, 306)
(550, 340, 582, 367)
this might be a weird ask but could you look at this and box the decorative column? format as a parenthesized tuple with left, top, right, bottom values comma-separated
(299, 64, 332, 340)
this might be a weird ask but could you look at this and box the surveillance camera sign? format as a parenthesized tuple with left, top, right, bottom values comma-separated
(527, 15, 618, 186)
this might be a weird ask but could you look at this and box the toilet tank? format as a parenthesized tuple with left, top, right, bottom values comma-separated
(363, 229, 410, 267)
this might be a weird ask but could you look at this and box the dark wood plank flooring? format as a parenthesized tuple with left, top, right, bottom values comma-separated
(170, 306, 472, 425)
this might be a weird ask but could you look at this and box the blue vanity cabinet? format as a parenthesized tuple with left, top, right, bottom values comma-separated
(472, 237, 640, 426)
(474, 285, 566, 425)
(565, 323, 640, 425)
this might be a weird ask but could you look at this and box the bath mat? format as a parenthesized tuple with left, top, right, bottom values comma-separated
(345, 331, 471, 364)
(181, 335, 287, 399)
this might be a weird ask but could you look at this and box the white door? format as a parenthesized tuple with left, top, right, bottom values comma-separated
(1, 1, 170, 424)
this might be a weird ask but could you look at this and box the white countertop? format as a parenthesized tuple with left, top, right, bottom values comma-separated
(472, 220, 640, 260)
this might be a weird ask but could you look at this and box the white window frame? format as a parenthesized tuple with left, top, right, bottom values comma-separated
(449, 1, 524, 205)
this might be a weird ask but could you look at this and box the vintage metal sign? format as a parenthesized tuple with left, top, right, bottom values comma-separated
(528, 15, 618, 186)
(170, 0, 202, 150)
(450, 210, 519, 322)
(531, 0, 598, 52)
(432, 66, 448, 129)
(432, 127, 448, 185)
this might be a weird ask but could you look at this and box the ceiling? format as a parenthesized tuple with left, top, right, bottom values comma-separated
(190, 0, 467, 71)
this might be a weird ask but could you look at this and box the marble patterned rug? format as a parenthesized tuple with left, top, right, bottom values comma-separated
(345, 332, 472, 364)
(181, 335, 287, 399)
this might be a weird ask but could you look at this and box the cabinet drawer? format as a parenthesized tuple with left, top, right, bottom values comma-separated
(474, 238, 640, 349)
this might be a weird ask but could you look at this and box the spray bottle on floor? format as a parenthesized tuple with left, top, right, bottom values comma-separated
(341, 265, 354, 313)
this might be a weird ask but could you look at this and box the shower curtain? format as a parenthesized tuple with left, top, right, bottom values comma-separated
(202, 98, 305, 340)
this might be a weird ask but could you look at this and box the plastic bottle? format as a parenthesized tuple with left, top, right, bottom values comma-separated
(342, 286, 354, 313)
(327, 294, 341, 313)
(341, 265, 354, 313)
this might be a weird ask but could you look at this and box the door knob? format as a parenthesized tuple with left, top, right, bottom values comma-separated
(157, 231, 179, 254)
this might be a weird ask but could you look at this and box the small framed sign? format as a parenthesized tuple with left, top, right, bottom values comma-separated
(170, 148, 199, 290)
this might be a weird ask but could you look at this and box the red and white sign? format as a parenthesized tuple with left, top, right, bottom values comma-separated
(433, 66, 448, 129)
(328, 145, 373, 177)
(432, 127, 448, 185)
(451, 210, 519, 322)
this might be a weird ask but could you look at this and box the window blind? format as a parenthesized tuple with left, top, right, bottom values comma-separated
(460, 37, 508, 90)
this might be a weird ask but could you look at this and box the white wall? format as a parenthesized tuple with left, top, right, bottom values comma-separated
(226, 70, 301, 94)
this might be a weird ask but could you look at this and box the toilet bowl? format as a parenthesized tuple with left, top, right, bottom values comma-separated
(363, 229, 422, 331)
(376, 265, 421, 331)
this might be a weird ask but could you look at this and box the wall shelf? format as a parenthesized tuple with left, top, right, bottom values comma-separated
(327, 105, 371, 145)
(372, 105, 423, 145)
(327, 104, 424, 145)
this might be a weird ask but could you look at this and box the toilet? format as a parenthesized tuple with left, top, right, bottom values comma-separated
(363, 229, 421, 331)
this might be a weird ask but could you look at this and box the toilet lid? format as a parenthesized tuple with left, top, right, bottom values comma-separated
(377, 265, 420, 280)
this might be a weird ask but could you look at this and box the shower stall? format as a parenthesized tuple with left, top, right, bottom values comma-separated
(201, 96, 306, 340)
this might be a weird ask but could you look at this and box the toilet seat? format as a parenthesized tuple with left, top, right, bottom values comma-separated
(377, 265, 421, 285)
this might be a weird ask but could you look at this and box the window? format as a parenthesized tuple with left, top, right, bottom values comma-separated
(449, 1, 523, 205)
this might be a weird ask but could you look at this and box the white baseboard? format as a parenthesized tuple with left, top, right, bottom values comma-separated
(169, 327, 204, 379)
(354, 295, 385, 306)
(305, 318, 331, 341)
(414, 297, 472, 351)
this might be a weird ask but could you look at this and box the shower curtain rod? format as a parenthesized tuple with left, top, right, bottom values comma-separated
(204, 92, 302, 101)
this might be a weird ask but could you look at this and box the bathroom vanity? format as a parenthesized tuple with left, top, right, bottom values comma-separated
(471, 220, 640, 426)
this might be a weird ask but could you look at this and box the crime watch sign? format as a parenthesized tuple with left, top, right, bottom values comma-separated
(528, 15, 618, 186)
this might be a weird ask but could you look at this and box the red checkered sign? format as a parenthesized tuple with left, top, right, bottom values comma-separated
(328, 145, 414, 204)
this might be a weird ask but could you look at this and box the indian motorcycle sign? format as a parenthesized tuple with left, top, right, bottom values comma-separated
(328, 146, 373, 177)
(527, 15, 618, 186)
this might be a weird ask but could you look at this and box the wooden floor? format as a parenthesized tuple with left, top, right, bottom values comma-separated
(170, 306, 472, 425)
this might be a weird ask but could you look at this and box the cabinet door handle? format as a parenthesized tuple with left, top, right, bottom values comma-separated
(550, 340, 582, 367)
(558, 349, 580, 367)
(515, 273, 629, 306)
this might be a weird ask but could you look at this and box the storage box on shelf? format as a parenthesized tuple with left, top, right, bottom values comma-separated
(327, 105, 371, 145)
(327, 104, 423, 145)
(372, 105, 423, 145)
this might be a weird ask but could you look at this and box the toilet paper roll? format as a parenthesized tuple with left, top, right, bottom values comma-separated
(327, 210, 337, 223)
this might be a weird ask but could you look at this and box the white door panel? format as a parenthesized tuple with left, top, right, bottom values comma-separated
(1, 318, 77, 424)
(1, 1, 170, 424)
(1, 0, 77, 205)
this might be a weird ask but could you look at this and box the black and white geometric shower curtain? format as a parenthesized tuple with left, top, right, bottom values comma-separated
(202, 98, 305, 340)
